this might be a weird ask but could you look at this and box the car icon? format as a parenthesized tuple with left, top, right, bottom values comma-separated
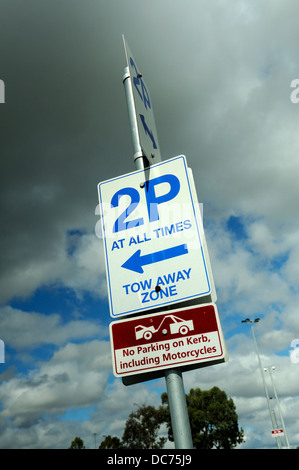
(135, 315, 194, 341)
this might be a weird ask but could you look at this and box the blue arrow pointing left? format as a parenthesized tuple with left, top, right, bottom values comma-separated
(121, 244, 188, 274)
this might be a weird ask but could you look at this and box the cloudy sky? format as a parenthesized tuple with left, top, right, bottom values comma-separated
(1, 0, 299, 449)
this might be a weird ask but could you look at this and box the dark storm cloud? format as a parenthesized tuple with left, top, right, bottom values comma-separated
(1, 0, 194, 302)
(0, 1, 133, 301)
(1, 0, 299, 304)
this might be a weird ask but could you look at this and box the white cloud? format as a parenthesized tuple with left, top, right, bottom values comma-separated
(0, 340, 166, 448)
(0, 305, 107, 350)
(0, 341, 111, 431)
(0, 232, 107, 304)
(59, 233, 108, 298)
(183, 348, 298, 448)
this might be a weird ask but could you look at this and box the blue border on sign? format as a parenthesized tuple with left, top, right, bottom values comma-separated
(98, 155, 211, 317)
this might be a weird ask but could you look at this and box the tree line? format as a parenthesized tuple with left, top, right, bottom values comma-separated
(69, 386, 245, 449)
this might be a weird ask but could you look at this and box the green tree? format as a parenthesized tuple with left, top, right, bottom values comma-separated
(69, 436, 85, 449)
(99, 435, 124, 449)
(98, 404, 167, 449)
(161, 386, 244, 449)
(121, 404, 166, 449)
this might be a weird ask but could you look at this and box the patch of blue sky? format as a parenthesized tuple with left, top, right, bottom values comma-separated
(57, 405, 96, 422)
(275, 348, 293, 358)
(224, 216, 290, 281)
(0, 340, 57, 377)
(226, 215, 248, 241)
(269, 252, 289, 271)
(9, 285, 109, 326)
(6, 286, 110, 372)
(9, 285, 78, 316)
(106, 372, 118, 386)
(224, 316, 262, 341)
(73, 291, 110, 323)
(28, 343, 60, 364)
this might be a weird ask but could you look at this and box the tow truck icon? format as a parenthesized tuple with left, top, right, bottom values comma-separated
(135, 315, 194, 341)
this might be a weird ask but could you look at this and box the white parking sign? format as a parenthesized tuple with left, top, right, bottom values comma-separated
(98, 155, 216, 318)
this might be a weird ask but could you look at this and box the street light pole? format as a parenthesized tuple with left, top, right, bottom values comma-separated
(265, 366, 290, 448)
(241, 318, 281, 449)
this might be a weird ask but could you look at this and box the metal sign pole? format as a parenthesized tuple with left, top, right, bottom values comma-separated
(123, 66, 147, 171)
(122, 62, 193, 450)
(165, 368, 193, 449)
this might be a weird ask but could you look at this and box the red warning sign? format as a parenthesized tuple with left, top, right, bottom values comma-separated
(109, 303, 227, 377)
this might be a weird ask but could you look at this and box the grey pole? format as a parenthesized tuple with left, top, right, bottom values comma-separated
(266, 366, 290, 448)
(250, 322, 281, 449)
(122, 64, 193, 450)
(123, 67, 146, 171)
(165, 368, 193, 449)
(242, 318, 281, 449)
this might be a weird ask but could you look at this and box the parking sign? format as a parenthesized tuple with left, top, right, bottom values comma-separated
(98, 155, 216, 317)
(110, 303, 228, 379)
